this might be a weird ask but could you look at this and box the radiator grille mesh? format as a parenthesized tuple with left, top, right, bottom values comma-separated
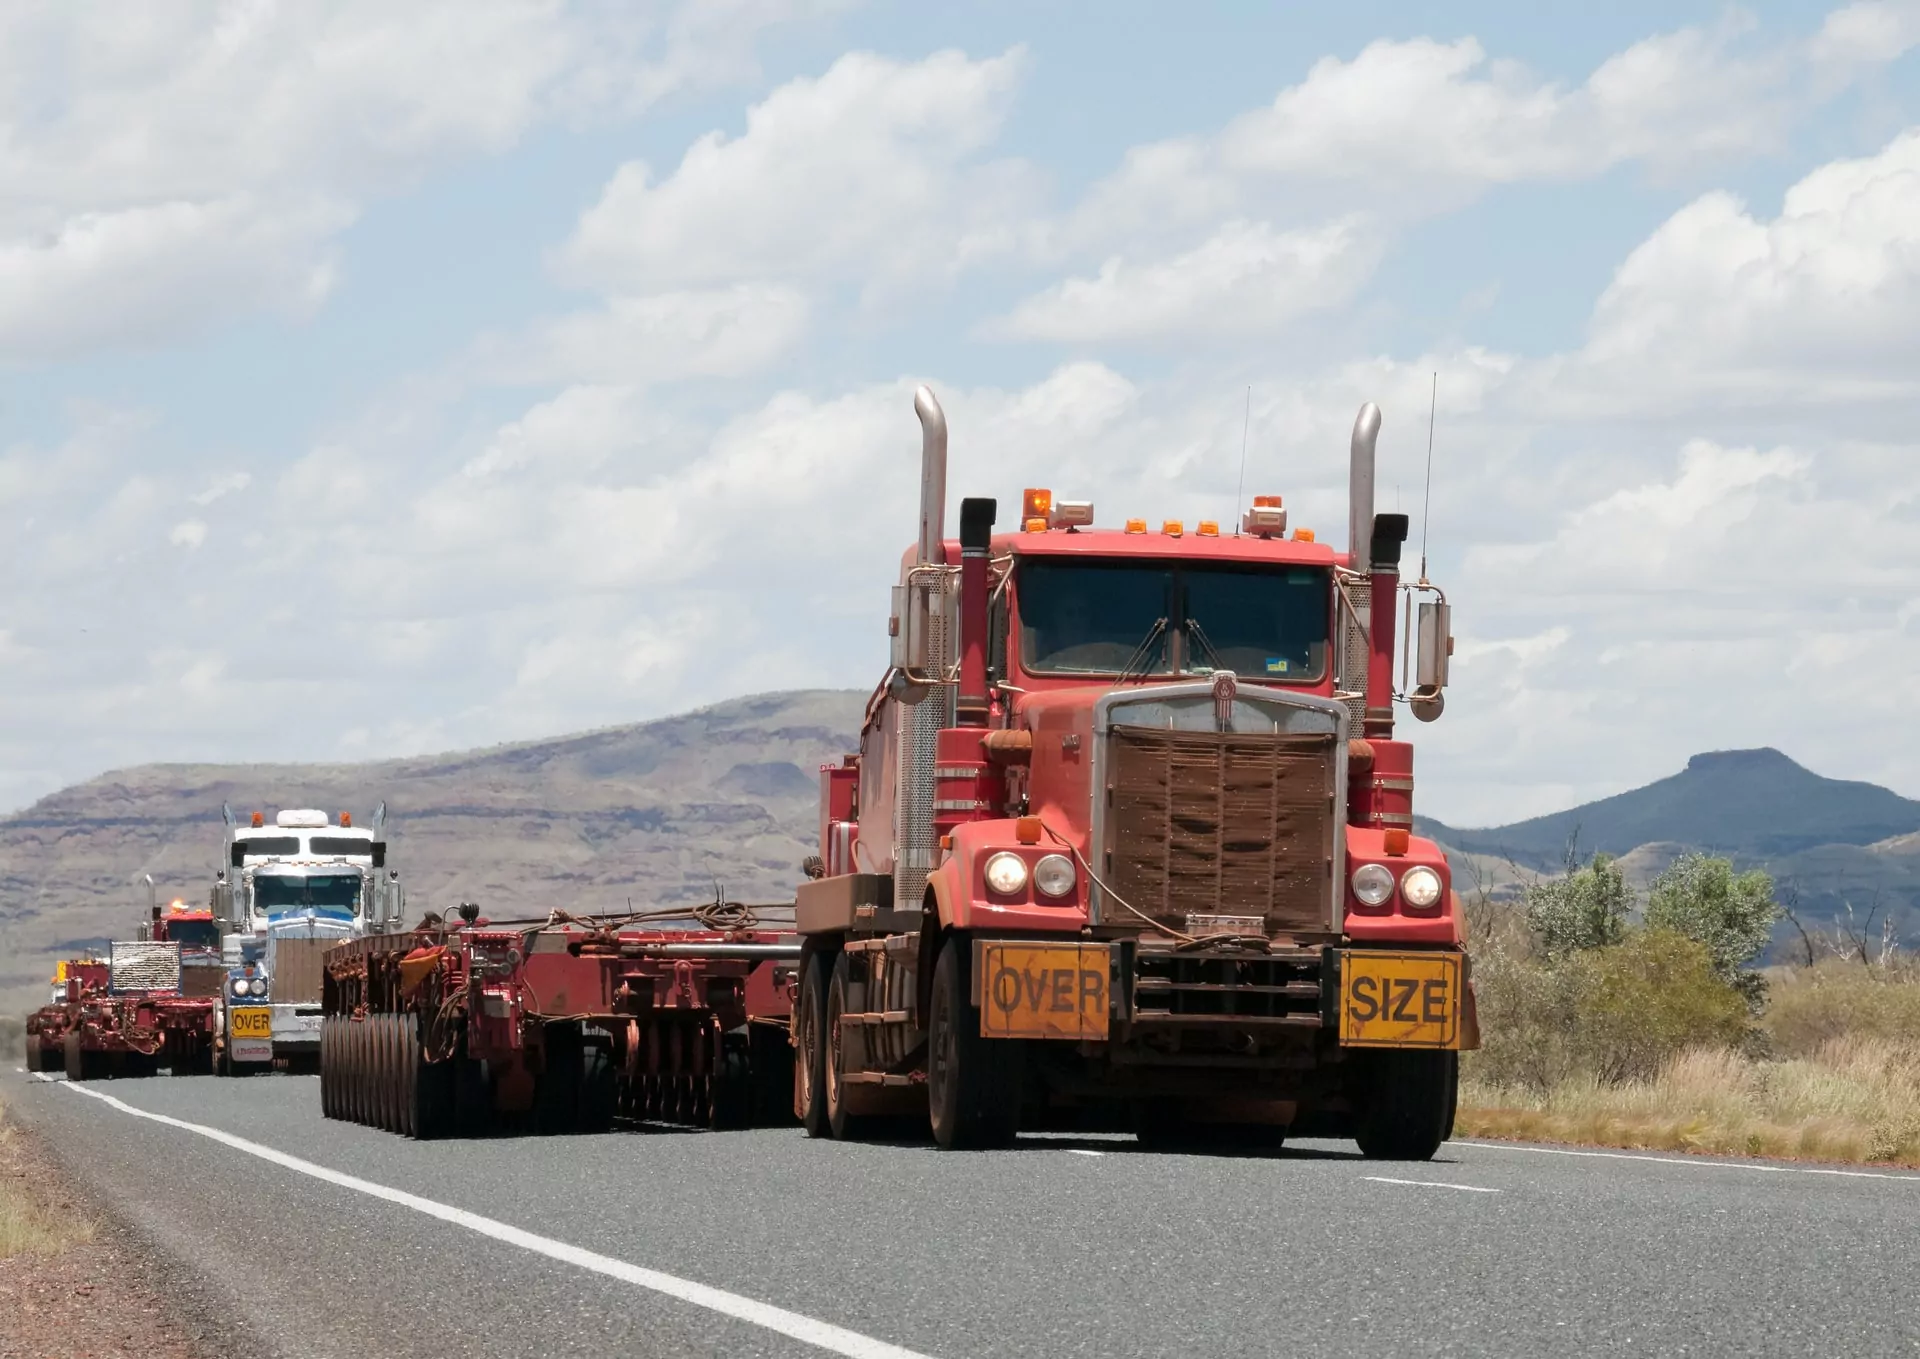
(1103, 727, 1336, 936)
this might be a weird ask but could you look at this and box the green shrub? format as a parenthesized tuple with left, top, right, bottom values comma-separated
(1577, 928, 1752, 1081)
(1524, 853, 1631, 957)
(1645, 853, 1778, 1002)
(1467, 927, 1750, 1088)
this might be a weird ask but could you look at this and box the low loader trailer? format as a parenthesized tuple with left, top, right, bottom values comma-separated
(793, 387, 1478, 1155)
(49, 901, 227, 1080)
(319, 904, 799, 1137)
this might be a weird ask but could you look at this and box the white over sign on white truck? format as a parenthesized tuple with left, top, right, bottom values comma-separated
(211, 804, 405, 1074)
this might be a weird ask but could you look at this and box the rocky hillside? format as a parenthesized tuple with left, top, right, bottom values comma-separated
(1419, 749, 1920, 952)
(0, 690, 865, 1015)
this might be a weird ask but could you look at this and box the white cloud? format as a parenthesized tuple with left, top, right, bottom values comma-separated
(189, 472, 252, 506)
(990, 217, 1380, 344)
(479, 285, 811, 385)
(0, 195, 348, 359)
(1534, 127, 1920, 418)
(1811, 0, 1920, 69)
(168, 519, 209, 550)
(0, 1, 836, 357)
(556, 47, 1034, 292)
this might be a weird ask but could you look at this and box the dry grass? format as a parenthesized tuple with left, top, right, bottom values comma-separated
(1460, 1036, 1920, 1166)
(0, 1101, 94, 1259)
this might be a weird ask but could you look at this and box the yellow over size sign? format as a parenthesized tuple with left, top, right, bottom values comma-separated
(229, 1006, 272, 1039)
(976, 942, 1110, 1041)
(1339, 950, 1464, 1049)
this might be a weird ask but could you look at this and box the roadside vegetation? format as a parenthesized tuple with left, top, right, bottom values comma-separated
(1458, 850, 1920, 1166)
(0, 1099, 93, 1259)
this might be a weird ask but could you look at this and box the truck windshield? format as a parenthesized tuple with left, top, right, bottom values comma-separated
(308, 836, 369, 857)
(254, 875, 361, 913)
(1017, 559, 1329, 681)
(167, 920, 221, 950)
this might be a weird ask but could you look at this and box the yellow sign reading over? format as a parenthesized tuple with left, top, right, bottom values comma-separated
(977, 941, 1110, 1041)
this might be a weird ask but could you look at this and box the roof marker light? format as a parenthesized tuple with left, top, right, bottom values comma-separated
(1292, 528, 1315, 543)
(1125, 518, 1147, 534)
(250, 812, 263, 828)
(1163, 520, 1183, 537)
(1197, 520, 1219, 537)
(1024, 517, 1048, 532)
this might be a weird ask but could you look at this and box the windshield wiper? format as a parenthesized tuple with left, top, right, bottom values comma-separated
(1115, 617, 1168, 684)
(1183, 617, 1227, 673)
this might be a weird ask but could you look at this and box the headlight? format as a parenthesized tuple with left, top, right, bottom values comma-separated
(1350, 863, 1395, 907)
(231, 978, 249, 997)
(983, 852, 1030, 896)
(249, 978, 268, 997)
(1032, 853, 1076, 899)
(1401, 866, 1443, 910)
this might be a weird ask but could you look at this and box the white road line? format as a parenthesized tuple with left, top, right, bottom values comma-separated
(1451, 1140, 1920, 1183)
(1065, 1149, 1106, 1157)
(52, 1082, 935, 1359)
(1364, 1176, 1498, 1194)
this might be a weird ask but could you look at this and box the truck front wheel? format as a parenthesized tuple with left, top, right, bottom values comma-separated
(928, 938, 1021, 1150)
(1353, 1049, 1458, 1161)
(795, 952, 830, 1138)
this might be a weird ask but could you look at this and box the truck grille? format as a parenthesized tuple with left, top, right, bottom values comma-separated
(1103, 726, 1336, 937)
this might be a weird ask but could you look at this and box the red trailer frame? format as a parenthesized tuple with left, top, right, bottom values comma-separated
(320, 907, 800, 1137)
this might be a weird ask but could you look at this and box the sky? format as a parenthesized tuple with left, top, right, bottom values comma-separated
(2, 0, 1917, 828)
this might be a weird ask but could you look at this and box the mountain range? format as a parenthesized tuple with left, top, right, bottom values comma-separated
(3, 694, 1912, 1016)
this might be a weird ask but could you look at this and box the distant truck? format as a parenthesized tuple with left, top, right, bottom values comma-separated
(211, 805, 405, 1074)
(37, 896, 225, 1079)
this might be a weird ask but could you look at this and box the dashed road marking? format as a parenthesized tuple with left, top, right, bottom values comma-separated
(1365, 1176, 1498, 1194)
(1065, 1149, 1106, 1157)
(52, 1081, 936, 1359)
(1451, 1140, 1920, 1183)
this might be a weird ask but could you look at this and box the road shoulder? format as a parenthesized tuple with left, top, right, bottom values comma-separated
(1, 1082, 263, 1359)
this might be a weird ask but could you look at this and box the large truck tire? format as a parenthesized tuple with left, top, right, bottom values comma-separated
(533, 1023, 584, 1135)
(63, 1032, 85, 1082)
(1354, 1049, 1458, 1161)
(928, 938, 1021, 1150)
(795, 952, 831, 1139)
(825, 953, 878, 1141)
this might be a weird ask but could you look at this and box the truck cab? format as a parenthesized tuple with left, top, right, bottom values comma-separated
(213, 807, 404, 1073)
(796, 389, 1470, 1155)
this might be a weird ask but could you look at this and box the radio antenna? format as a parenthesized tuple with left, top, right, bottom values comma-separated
(1419, 371, 1437, 584)
(1233, 386, 1250, 535)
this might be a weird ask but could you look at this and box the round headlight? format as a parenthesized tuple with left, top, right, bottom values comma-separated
(249, 978, 268, 997)
(1401, 865, 1443, 910)
(1351, 863, 1395, 907)
(230, 977, 249, 997)
(983, 852, 1030, 896)
(1033, 853, 1076, 899)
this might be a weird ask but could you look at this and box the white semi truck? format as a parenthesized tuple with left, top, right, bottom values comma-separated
(211, 804, 405, 1074)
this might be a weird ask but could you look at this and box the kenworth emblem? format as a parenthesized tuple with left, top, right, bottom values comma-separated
(1211, 671, 1238, 730)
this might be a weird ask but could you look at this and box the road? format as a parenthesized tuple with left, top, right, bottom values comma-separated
(5, 1065, 1918, 1358)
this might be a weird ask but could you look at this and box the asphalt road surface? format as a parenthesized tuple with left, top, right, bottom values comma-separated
(7, 1064, 1918, 1358)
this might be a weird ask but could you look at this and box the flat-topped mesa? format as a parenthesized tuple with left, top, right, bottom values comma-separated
(795, 385, 1472, 1158)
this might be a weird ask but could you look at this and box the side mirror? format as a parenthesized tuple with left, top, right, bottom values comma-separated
(371, 841, 387, 869)
(1411, 599, 1451, 723)
(229, 842, 246, 869)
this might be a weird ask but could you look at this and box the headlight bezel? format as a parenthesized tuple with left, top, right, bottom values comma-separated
(248, 977, 268, 997)
(1350, 862, 1396, 908)
(983, 851, 1030, 896)
(1400, 865, 1444, 911)
(230, 977, 249, 998)
(1032, 853, 1076, 899)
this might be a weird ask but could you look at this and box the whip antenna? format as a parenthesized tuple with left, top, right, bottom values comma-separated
(1233, 385, 1250, 535)
(1419, 371, 1437, 583)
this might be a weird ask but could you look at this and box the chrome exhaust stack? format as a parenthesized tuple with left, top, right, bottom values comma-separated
(1347, 402, 1380, 573)
(915, 385, 948, 569)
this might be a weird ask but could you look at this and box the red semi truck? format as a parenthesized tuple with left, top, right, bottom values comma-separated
(50, 901, 224, 1080)
(792, 388, 1476, 1155)
(320, 902, 798, 1137)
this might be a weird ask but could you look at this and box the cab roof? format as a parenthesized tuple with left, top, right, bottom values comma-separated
(980, 527, 1341, 567)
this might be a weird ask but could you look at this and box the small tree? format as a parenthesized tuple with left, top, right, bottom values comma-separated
(1645, 853, 1779, 1003)
(1525, 852, 1632, 958)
